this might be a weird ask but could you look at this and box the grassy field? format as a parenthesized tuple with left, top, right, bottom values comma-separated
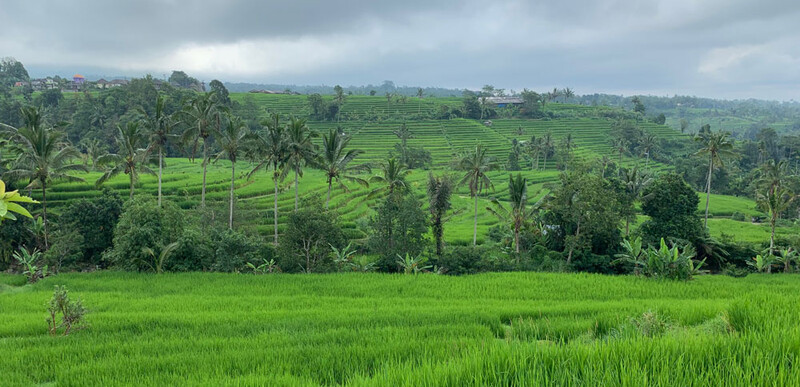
(1, 272, 798, 385)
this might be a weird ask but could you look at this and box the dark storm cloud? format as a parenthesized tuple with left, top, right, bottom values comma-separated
(1, 0, 798, 100)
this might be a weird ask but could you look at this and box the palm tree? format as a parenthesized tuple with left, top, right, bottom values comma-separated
(611, 136, 629, 165)
(620, 167, 653, 236)
(540, 132, 554, 171)
(456, 145, 497, 246)
(393, 123, 414, 166)
(561, 133, 575, 170)
(283, 116, 319, 212)
(562, 87, 575, 103)
(248, 113, 289, 245)
(141, 95, 177, 207)
(637, 133, 658, 167)
(756, 159, 789, 197)
(2, 106, 87, 248)
(427, 173, 453, 258)
(368, 157, 411, 198)
(78, 138, 107, 171)
(695, 129, 735, 227)
(416, 88, 424, 114)
(757, 186, 795, 261)
(96, 122, 155, 200)
(525, 135, 542, 170)
(487, 173, 539, 254)
(319, 129, 370, 210)
(182, 92, 224, 208)
(213, 114, 250, 229)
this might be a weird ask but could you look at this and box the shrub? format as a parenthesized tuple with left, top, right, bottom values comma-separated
(13, 248, 49, 283)
(166, 227, 215, 272)
(368, 192, 428, 271)
(731, 212, 746, 221)
(616, 237, 707, 280)
(47, 286, 87, 336)
(277, 200, 344, 273)
(212, 229, 265, 273)
(436, 246, 482, 275)
(59, 189, 123, 268)
(104, 198, 184, 271)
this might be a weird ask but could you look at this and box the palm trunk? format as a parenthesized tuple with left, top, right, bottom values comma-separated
(129, 174, 134, 200)
(704, 156, 713, 227)
(41, 181, 48, 249)
(294, 168, 300, 212)
(567, 219, 581, 265)
(542, 152, 548, 171)
(472, 192, 479, 246)
(769, 215, 776, 258)
(326, 179, 333, 210)
(158, 148, 163, 207)
(514, 223, 520, 255)
(229, 161, 235, 229)
(201, 140, 207, 208)
(273, 176, 279, 246)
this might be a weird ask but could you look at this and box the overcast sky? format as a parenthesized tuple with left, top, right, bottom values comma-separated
(2, 0, 799, 100)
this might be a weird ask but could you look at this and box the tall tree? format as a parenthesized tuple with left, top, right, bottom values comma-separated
(487, 173, 539, 254)
(427, 173, 453, 258)
(96, 122, 155, 200)
(140, 95, 176, 207)
(540, 132, 554, 171)
(637, 133, 658, 167)
(416, 88, 424, 114)
(283, 116, 319, 212)
(456, 145, 497, 246)
(181, 92, 224, 208)
(620, 167, 652, 236)
(333, 85, 345, 122)
(213, 114, 250, 229)
(319, 129, 370, 209)
(561, 133, 575, 170)
(393, 123, 414, 166)
(368, 157, 410, 198)
(2, 106, 87, 247)
(694, 129, 735, 227)
(758, 185, 794, 261)
(248, 113, 289, 245)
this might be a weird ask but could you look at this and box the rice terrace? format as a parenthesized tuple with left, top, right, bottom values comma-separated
(2, 1, 800, 385)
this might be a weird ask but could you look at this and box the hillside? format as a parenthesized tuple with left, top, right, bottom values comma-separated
(27, 92, 793, 248)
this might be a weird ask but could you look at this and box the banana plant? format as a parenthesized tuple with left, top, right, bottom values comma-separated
(395, 253, 431, 275)
(0, 179, 38, 223)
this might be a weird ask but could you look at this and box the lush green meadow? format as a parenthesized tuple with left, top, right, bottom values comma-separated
(1, 272, 798, 385)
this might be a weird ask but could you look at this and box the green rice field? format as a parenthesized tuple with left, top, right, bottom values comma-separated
(1, 272, 798, 385)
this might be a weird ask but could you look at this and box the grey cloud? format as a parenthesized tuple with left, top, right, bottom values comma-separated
(2, 0, 798, 100)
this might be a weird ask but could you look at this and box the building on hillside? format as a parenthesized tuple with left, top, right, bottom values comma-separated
(486, 96, 524, 108)
(30, 78, 58, 91)
(95, 78, 109, 89)
(109, 79, 129, 87)
(13, 81, 24, 87)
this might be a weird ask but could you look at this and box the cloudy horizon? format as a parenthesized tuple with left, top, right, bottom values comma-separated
(2, 0, 799, 101)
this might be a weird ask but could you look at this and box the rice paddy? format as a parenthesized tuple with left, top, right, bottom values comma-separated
(1, 272, 798, 385)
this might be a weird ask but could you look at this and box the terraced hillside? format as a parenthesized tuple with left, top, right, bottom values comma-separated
(31, 93, 791, 246)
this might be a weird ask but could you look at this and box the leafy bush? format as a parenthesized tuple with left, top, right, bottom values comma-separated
(13, 248, 49, 283)
(104, 198, 184, 271)
(212, 229, 265, 273)
(277, 200, 345, 273)
(436, 246, 482, 275)
(616, 237, 707, 280)
(368, 192, 428, 271)
(731, 212, 746, 222)
(47, 286, 87, 336)
(58, 189, 123, 268)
